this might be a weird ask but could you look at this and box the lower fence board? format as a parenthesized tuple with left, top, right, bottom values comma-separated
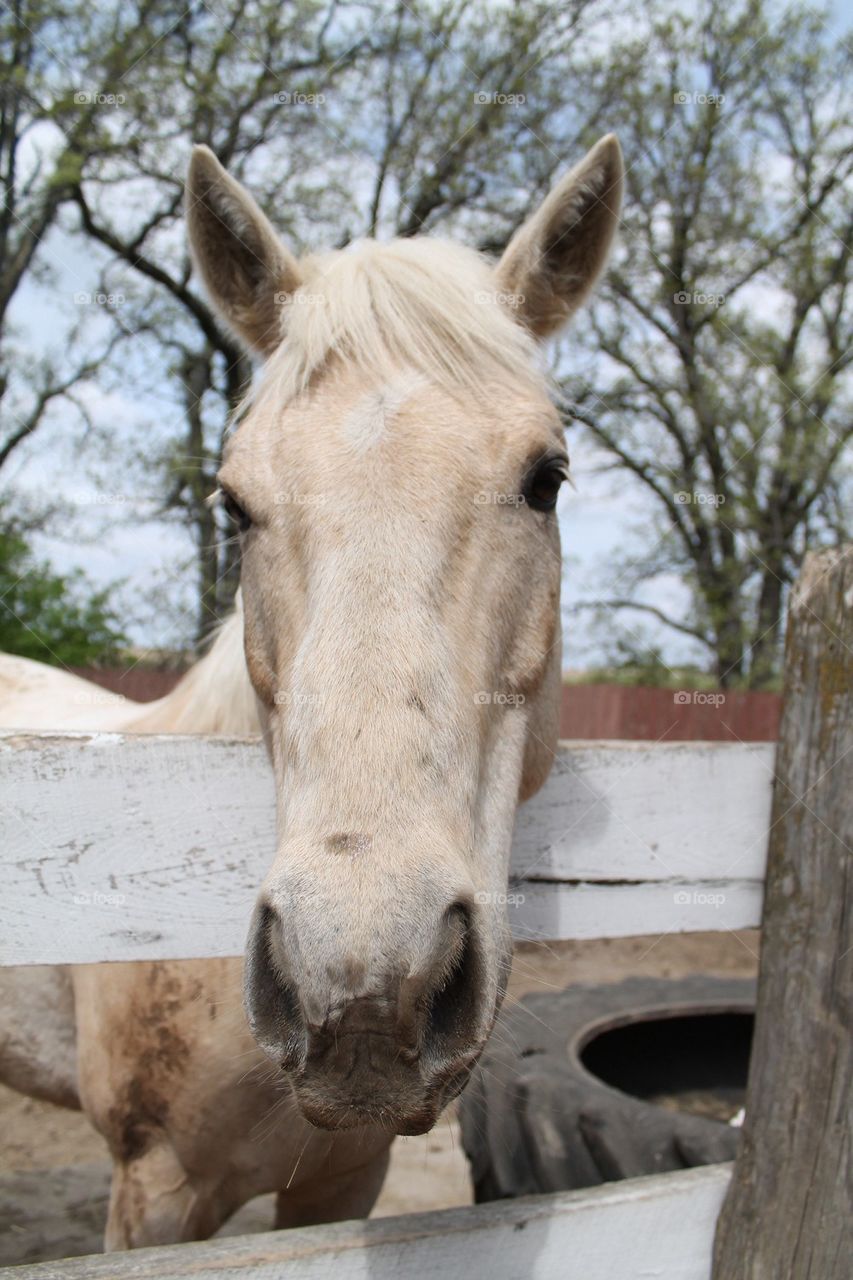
(3, 1164, 732, 1280)
(0, 732, 772, 964)
(512, 877, 764, 942)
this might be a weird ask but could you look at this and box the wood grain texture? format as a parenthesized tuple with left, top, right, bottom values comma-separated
(712, 547, 853, 1279)
(0, 736, 773, 964)
(3, 1164, 732, 1280)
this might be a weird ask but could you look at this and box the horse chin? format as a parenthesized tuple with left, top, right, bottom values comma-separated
(290, 1059, 480, 1135)
(294, 1090, 440, 1136)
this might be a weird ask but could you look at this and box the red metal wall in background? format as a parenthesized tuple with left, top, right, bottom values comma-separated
(72, 668, 782, 741)
(560, 683, 781, 741)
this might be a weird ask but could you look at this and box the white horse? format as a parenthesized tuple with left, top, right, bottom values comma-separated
(0, 132, 622, 1248)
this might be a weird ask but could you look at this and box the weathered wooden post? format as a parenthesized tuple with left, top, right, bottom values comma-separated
(712, 547, 852, 1279)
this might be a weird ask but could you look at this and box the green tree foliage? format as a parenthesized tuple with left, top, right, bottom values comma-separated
(0, 520, 125, 664)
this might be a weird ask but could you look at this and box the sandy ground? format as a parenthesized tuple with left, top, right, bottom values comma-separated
(0, 931, 758, 1265)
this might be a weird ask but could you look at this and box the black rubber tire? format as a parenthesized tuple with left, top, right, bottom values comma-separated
(459, 975, 755, 1201)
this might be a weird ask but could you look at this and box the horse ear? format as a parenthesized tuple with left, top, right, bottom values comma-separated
(187, 146, 302, 357)
(495, 134, 623, 338)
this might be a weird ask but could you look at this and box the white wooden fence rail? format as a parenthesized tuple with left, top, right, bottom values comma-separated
(0, 731, 767, 1280)
(5, 1165, 732, 1280)
(0, 733, 773, 966)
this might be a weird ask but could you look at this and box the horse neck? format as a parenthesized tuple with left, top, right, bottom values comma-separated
(123, 610, 259, 736)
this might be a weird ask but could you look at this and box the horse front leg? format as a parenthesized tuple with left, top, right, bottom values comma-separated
(71, 959, 249, 1250)
(104, 1141, 234, 1250)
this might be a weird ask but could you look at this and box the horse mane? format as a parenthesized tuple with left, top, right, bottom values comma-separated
(247, 237, 548, 415)
(123, 600, 259, 735)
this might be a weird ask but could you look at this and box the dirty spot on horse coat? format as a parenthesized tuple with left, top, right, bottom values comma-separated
(108, 963, 192, 1162)
(326, 833, 373, 857)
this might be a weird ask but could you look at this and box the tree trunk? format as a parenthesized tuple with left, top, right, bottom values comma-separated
(181, 353, 219, 648)
(712, 545, 853, 1279)
(713, 616, 744, 686)
(749, 563, 785, 689)
(216, 349, 253, 616)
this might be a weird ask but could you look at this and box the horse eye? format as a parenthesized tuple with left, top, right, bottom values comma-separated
(525, 461, 567, 512)
(222, 490, 251, 533)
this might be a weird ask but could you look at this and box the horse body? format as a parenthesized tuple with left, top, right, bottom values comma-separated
(1, 132, 622, 1248)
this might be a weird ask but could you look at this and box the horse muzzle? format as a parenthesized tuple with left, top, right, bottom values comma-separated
(243, 891, 499, 1134)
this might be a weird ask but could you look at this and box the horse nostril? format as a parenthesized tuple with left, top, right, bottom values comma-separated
(243, 902, 304, 1070)
(423, 903, 481, 1064)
